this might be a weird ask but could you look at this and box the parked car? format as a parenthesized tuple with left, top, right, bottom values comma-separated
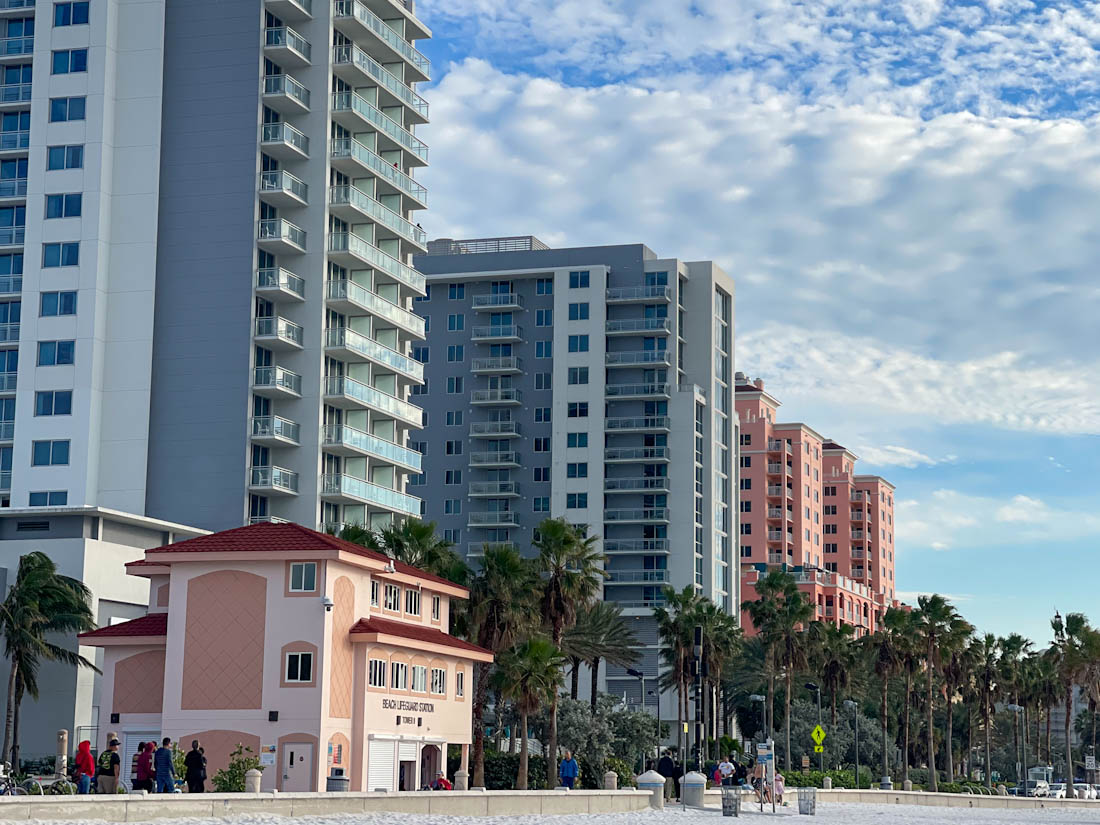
(1049, 782, 1066, 798)
(1091, 784, 1100, 799)
(1073, 783, 1095, 799)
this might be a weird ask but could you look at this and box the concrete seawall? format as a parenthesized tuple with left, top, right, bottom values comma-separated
(705, 786, 1100, 811)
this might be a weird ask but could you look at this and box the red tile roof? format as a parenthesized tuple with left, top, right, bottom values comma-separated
(144, 522, 464, 592)
(79, 613, 168, 639)
(822, 441, 845, 451)
(125, 559, 166, 568)
(349, 616, 491, 657)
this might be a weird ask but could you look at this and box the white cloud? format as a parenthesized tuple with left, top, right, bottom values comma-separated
(895, 590, 974, 604)
(854, 445, 945, 468)
(995, 494, 1051, 523)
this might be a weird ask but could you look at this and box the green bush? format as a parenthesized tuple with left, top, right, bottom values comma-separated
(782, 767, 874, 789)
(605, 757, 637, 788)
(482, 750, 548, 790)
(211, 744, 263, 793)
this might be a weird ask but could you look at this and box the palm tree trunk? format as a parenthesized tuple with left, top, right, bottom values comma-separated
(517, 711, 529, 790)
(984, 700, 992, 790)
(2, 661, 15, 766)
(784, 668, 793, 771)
(1046, 706, 1052, 764)
(945, 694, 954, 782)
(546, 691, 559, 787)
(570, 658, 580, 700)
(831, 692, 837, 728)
(10, 673, 22, 772)
(589, 657, 600, 712)
(881, 677, 890, 781)
(472, 662, 491, 787)
(966, 704, 973, 779)
(1065, 685, 1075, 798)
(903, 669, 912, 782)
(927, 648, 937, 792)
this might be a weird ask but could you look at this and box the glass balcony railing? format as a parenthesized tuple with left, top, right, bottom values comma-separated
(0, 228, 24, 246)
(331, 91, 428, 162)
(257, 267, 305, 298)
(0, 84, 30, 104)
(605, 318, 670, 333)
(0, 37, 32, 57)
(330, 138, 427, 205)
(605, 570, 670, 583)
(324, 375, 423, 425)
(0, 275, 20, 294)
(471, 293, 523, 309)
(0, 179, 26, 198)
(322, 423, 422, 470)
(328, 185, 426, 246)
(603, 509, 670, 522)
(470, 450, 518, 465)
(332, 0, 431, 79)
(260, 170, 308, 202)
(325, 280, 425, 335)
(263, 74, 311, 109)
(265, 26, 312, 62)
(471, 388, 521, 404)
(469, 421, 519, 436)
(0, 323, 18, 342)
(253, 365, 302, 395)
(471, 356, 521, 372)
(251, 415, 300, 444)
(604, 539, 670, 553)
(471, 325, 521, 340)
(604, 447, 670, 461)
(605, 416, 671, 431)
(604, 477, 670, 491)
(0, 0, 34, 8)
(605, 383, 670, 397)
(605, 350, 671, 365)
(0, 470, 9, 491)
(0, 421, 13, 440)
(258, 218, 306, 249)
(468, 511, 520, 526)
(469, 481, 519, 496)
(321, 472, 420, 515)
(333, 44, 428, 118)
(0, 131, 27, 151)
(261, 122, 310, 156)
(327, 232, 424, 293)
(250, 465, 299, 492)
(0, 373, 15, 392)
(606, 285, 672, 301)
(255, 316, 304, 346)
(325, 326, 423, 380)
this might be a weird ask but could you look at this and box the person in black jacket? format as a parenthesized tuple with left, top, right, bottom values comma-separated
(656, 750, 676, 799)
(183, 740, 206, 793)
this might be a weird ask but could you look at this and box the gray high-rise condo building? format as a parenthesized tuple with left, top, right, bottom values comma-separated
(413, 237, 737, 707)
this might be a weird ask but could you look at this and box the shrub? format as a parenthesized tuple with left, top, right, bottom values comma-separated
(782, 767, 874, 789)
(211, 744, 263, 793)
(482, 750, 548, 790)
(605, 757, 637, 788)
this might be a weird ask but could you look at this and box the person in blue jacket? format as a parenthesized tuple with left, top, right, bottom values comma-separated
(154, 737, 176, 793)
(559, 751, 579, 789)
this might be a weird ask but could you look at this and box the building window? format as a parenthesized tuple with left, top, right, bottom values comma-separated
(289, 562, 317, 592)
(567, 462, 587, 478)
(534, 467, 550, 482)
(42, 242, 79, 268)
(567, 432, 587, 448)
(384, 583, 400, 611)
(824, 505, 837, 515)
(370, 580, 380, 606)
(534, 407, 550, 423)
(54, 2, 90, 25)
(739, 500, 751, 513)
(445, 440, 462, 455)
(51, 49, 87, 74)
(368, 658, 386, 688)
(40, 291, 77, 316)
(824, 486, 836, 496)
(446, 344, 464, 362)
(391, 661, 408, 690)
(447, 376, 463, 394)
(566, 493, 588, 508)
(444, 499, 461, 515)
(567, 335, 589, 352)
(285, 652, 313, 683)
(536, 309, 552, 326)
(825, 543, 838, 553)
(32, 440, 69, 466)
(49, 97, 86, 122)
(411, 665, 427, 692)
(446, 410, 463, 426)
(740, 545, 752, 558)
(456, 670, 465, 697)
(536, 277, 552, 294)
(431, 594, 441, 621)
(34, 390, 71, 416)
(739, 434, 751, 446)
(824, 524, 837, 534)
(568, 302, 589, 320)
(740, 478, 751, 490)
(739, 455, 751, 468)
(535, 340, 552, 358)
(447, 313, 464, 331)
(37, 340, 75, 366)
(534, 372, 551, 390)
(567, 402, 588, 418)
(568, 271, 589, 288)
(568, 367, 588, 385)
(448, 283, 464, 300)
(412, 345, 428, 363)
(45, 194, 81, 219)
(443, 529, 459, 543)
(445, 470, 462, 485)
(29, 491, 66, 507)
(46, 145, 83, 170)
(405, 589, 421, 616)
(534, 496, 550, 512)
(739, 523, 751, 535)
(414, 285, 431, 302)
(430, 667, 447, 695)
(534, 437, 550, 452)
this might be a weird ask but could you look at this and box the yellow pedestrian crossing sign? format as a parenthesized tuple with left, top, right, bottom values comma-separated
(811, 725, 826, 745)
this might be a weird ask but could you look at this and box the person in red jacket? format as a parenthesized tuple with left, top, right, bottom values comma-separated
(135, 742, 155, 792)
(74, 741, 95, 794)
(431, 771, 453, 790)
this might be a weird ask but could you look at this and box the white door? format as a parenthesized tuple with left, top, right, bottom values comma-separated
(368, 740, 395, 792)
(282, 743, 314, 792)
(122, 731, 159, 791)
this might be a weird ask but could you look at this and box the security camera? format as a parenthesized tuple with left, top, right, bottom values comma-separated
(322, 596, 334, 612)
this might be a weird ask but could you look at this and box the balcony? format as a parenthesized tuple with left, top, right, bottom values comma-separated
(0, 0, 35, 9)
(324, 327, 424, 381)
(851, 568, 866, 579)
(851, 548, 866, 559)
(260, 122, 310, 161)
(321, 473, 420, 517)
(0, 84, 30, 108)
(331, 90, 428, 166)
(259, 170, 308, 208)
(605, 416, 670, 432)
(466, 541, 518, 557)
(604, 477, 670, 492)
(252, 366, 302, 399)
(605, 285, 671, 303)
(852, 529, 866, 540)
(332, 0, 430, 83)
(469, 451, 519, 468)
(325, 280, 425, 338)
(605, 318, 671, 335)
(250, 415, 301, 446)
(604, 447, 669, 462)
(0, 420, 12, 440)
(604, 539, 670, 554)
(265, 0, 312, 20)
(472, 293, 523, 311)
(257, 218, 306, 254)
(851, 510, 866, 521)
(323, 375, 422, 427)
(322, 424, 422, 472)
(0, 227, 23, 246)
(469, 481, 520, 497)
(768, 553, 786, 565)
(256, 267, 305, 302)
(605, 383, 670, 399)
(327, 232, 425, 295)
(0, 130, 27, 153)
(603, 509, 670, 523)
(330, 138, 427, 210)
(767, 529, 784, 542)
(249, 465, 299, 495)
(469, 421, 520, 438)
(471, 356, 522, 374)
(0, 372, 13, 393)
(851, 491, 865, 502)
(249, 515, 292, 525)
(767, 507, 784, 519)
(605, 350, 672, 367)
(767, 462, 784, 474)
(255, 316, 303, 350)
(328, 185, 427, 252)
(0, 178, 25, 199)
(262, 73, 311, 114)
(768, 439, 791, 453)
(0, 322, 22, 342)
(468, 511, 520, 527)
(0, 36, 32, 60)
(604, 570, 670, 584)
(471, 325, 522, 342)
(264, 26, 312, 67)
(471, 388, 521, 405)
(332, 43, 428, 123)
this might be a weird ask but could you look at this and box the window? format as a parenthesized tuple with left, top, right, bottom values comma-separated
(569, 270, 589, 288)
(567, 432, 588, 448)
(45, 194, 81, 219)
(568, 334, 589, 352)
(54, 2, 90, 25)
(446, 344, 464, 362)
(51, 49, 87, 74)
(447, 376, 463, 393)
(391, 661, 408, 690)
(444, 498, 461, 515)
(739, 500, 751, 513)
(568, 367, 588, 384)
(443, 528, 459, 543)
(445, 440, 463, 456)
(289, 562, 317, 592)
(567, 462, 587, 478)
(534, 437, 550, 452)
(536, 309, 552, 326)
(431, 595, 441, 621)
(431, 667, 447, 695)
(414, 284, 431, 302)
(447, 313, 464, 331)
(740, 478, 752, 490)
(567, 493, 588, 508)
(411, 665, 427, 692)
(536, 277, 552, 294)
(384, 583, 400, 611)
(534, 467, 550, 482)
(824, 505, 837, 515)
(568, 302, 589, 320)
(368, 658, 386, 688)
(567, 402, 588, 418)
(534, 407, 550, 423)
(370, 580, 380, 607)
(49, 97, 86, 122)
(405, 589, 421, 615)
(739, 456, 751, 468)
(29, 490, 66, 507)
(740, 523, 751, 535)
(37, 340, 75, 365)
(47, 145, 83, 170)
(825, 543, 838, 553)
(740, 545, 752, 558)
(285, 652, 313, 683)
(42, 242, 79, 268)
(448, 283, 464, 300)
(32, 439, 69, 466)
(534, 372, 551, 390)
(445, 469, 462, 485)
(534, 496, 550, 511)
(739, 433, 751, 446)
(535, 340, 552, 358)
(824, 486, 836, 496)
(40, 291, 76, 316)
(35, 390, 72, 417)
(824, 524, 837, 534)
(412, 345, 428, 363)
(456, 670, 465, 697)
(446, 410, 463, 426)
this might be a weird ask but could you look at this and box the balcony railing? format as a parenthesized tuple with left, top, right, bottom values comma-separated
(604, 447, 669, 461)
(255, 316, 303, 346)
(0, 37, 33, 57)
(767, 439, 791, 453)
(324, 375, 422, 426)
(328, 185, 426, 246)
(469, 421, 519, 436)
(0, 372, 15, 392)
(0, 322, 20, 341)
(257, 267, 305, 299)
(322, 473, 420, 515)
(253, 365, 302, 396)
(330, 138, 428, 205)
(471, 325, 521, 340)
(605, 350, 671, 365)
(0, 227, 23, 245)
(249, 515, 291, 525)
(469, 451, 518, 466)
(767, 462, 783, 473)
(469, 481, 519, 496)
(605, 570, 670, 583)
(604, 509, 669, 521)
(466, 541, 518, 556)
(605, 416, 670, 431)
(331, 90, 428, 162)
(0, 84, 30, 104)
(605, 383, 670, 398)
(851, 510, 866, 520)
(326, 280, 425, 336)
(0, 131, 27, 151)
(767, 530, 784, 541)
(260, 169, 309, 202)
(604, 539, 670, 553)
(0, 0, 34, 9)
(0, 420, 13, 440)
(332, 0, 431, 80)
(0, 179, 26, 198)
(251, 415, 300, 444)
(333, 43, 428, 118)
(767, 507, 784, 518)
(327, 232, 425, 293)
(261, 122, 310, 156)
(250, 465, 299, 493)
(265, 26, 312, 62)
(606, 285, 671, 302)
(472, 293, 523, 309)
(258, 218, 307, 250)
(263, 73, 311, 109)
(325, 326, 424, 381)
(0, 275, 18, 294)
(605, 318, 670, 333)
(604, 477, 670, 491)
(471, 356, 521, 372)
(323, 424, 422, 470)
(471, 388, 521, 404)
(852, 530, 866, 539)
(468, 511, 520, 526)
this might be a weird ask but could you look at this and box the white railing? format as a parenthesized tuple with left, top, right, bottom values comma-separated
(328, 185, 426, 245)
(255, 316, 303, 346)
(265, 26, 312, 61)
(332, 0, 431, 78)
(605, 350, 671, 365)
(253, 366, 302, 396)
(469, 421, 519, 436)
(605, 416, 670, 430)
(605, 383, 670, 397)
(258, 218, 307, 249)
(261, 122, 310, 155)
(251, 415, 300, 444)
(323, 375, 422, 426)
(605, 318, 670, 332)
(326, 280, 425, 335)
(471, 356, 521, 372)
(327, 232, 425, 293)
(250, 465, 299, 492)
(332, 43, 428, 117)
(330, 138, 428, 204)
(260, 169, 309, 202)
(331, 90, 428, 161)
(469, 451, 518, 465)
(257, 267, 305, 298)
(472, 293, 523, 309)
(469, 481, 519, 495)
(471, 389, 521, 404)
(325, 327, 424, 380)
(606, 285, 671, 301)
(322, 424, 422, 470)
(263, 73, 311, 108)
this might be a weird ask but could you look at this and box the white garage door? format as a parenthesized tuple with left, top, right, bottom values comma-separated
(398, 740, 418, 761)
(368, 740, 395, 792)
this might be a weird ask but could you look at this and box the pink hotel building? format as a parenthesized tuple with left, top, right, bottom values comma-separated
(735, 374, 902, 636)
(79, 522, 491, 793)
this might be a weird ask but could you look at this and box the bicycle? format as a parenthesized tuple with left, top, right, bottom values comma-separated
(0, 763, 28, 795)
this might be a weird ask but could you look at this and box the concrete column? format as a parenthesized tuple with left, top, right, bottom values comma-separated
(460, 744, 469, 774)
(682, 770, 707, 808)
(55, 730, 69, 780)
(823, 777, 832, 789)
(637, 770, 665, 809)
(454, 770, 468, 791)
(245, 769, 262, 794)
(903, 780, 913, 791)
(604, 770, 618, 790)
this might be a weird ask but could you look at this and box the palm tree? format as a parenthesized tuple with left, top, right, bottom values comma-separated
(695, 600, 741, 753)
(998, 633, 1032, 784)
(655, 586, 703, 759)
(533, 518, 604, 786)
(971, 634, 1000, 790)
(340, 519, 468, 585)
(890, 608, 921, 784)
(810, 621, 855, 726)
(0, 551, 98, 766)
(1034, 652, 1060, 765)
(563, 600, 640, 709)
(466, 544, 537, 787)
(865, 608, 905, 783)
(1051, 612, 1100, 798)
(492, 637, 564, 790)
(940, 618, 975, 782)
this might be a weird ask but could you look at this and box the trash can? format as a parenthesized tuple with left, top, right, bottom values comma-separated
(721, 786, 741, 817)
(326, 769, 350, 792)
(797, 786, 816, 815)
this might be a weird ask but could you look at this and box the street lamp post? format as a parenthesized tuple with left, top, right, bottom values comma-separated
(1006, 704, 1028, 796)
(750, 694, 767, 743)
(845, 700, 859, 790)
(806, 682, 823, 773)
(627, 668, 647, 773)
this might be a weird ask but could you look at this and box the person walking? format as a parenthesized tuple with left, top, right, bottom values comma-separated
(95, 739, 121, 794)
(558, 751, 579, 789)
(154, 737, 176, 793)
(183, 740, 206, 794)
(718, 754, 735, 786)
(657, 750, 676, 800)
(74, 740, 95, 794)
(135, 742, 155, 792)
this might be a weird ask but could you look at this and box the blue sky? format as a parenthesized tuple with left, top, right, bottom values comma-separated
(410, 0, 1100, 645)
